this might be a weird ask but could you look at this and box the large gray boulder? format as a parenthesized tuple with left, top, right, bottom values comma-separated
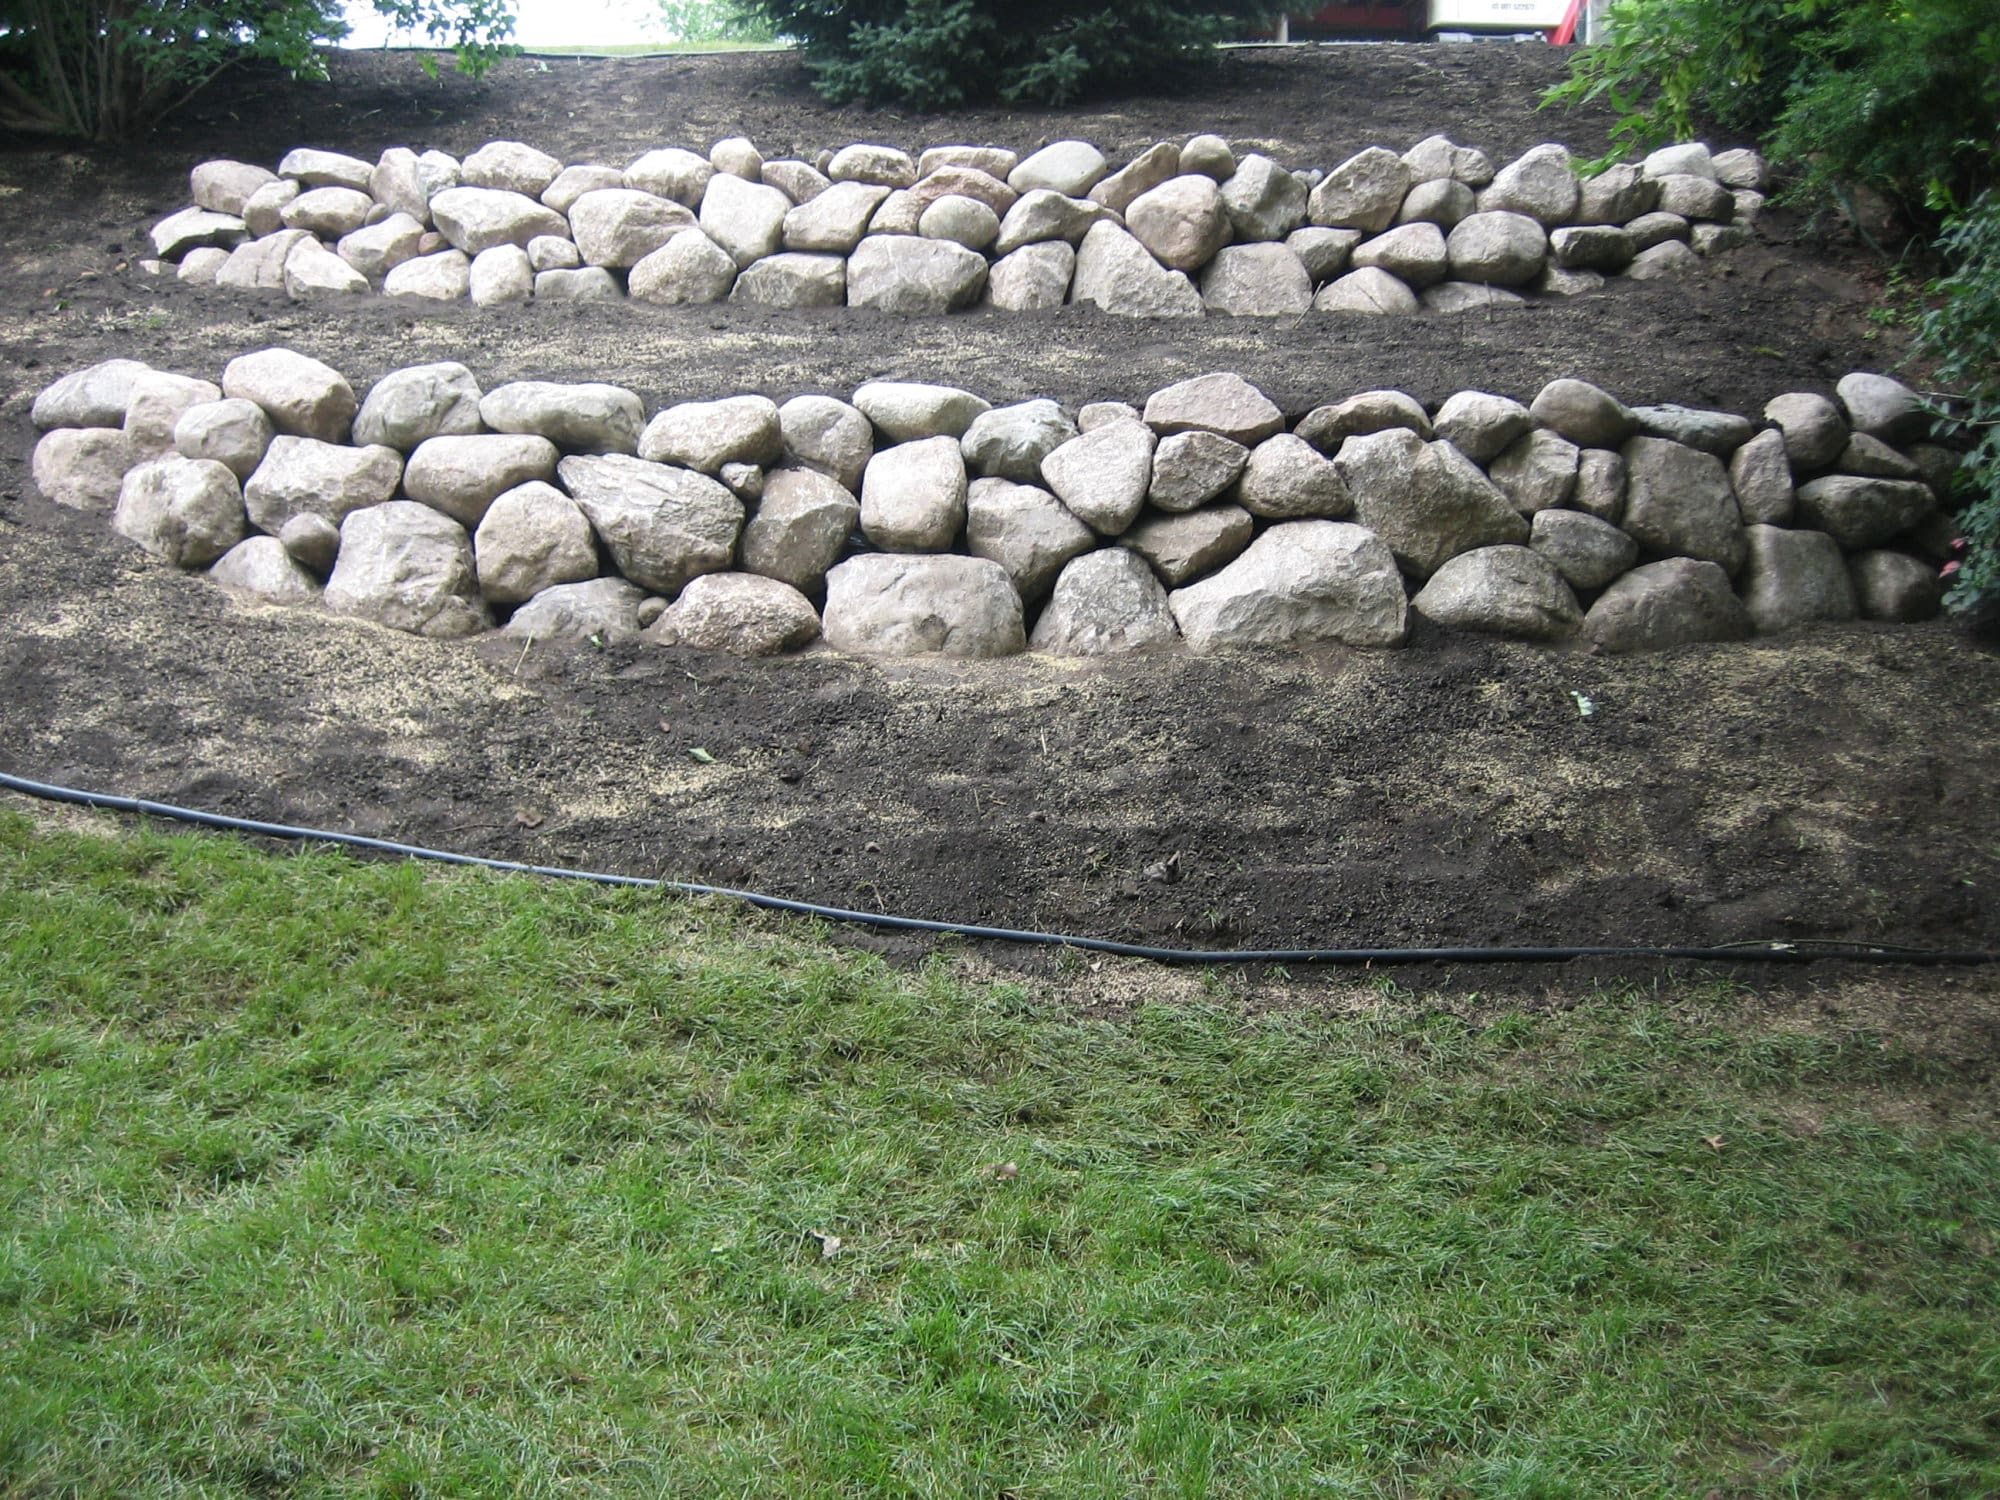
(1198, 244, 1314, 315)
(1574, 448, 1627, 523)
(1849, 550, 1944, 622)
(1488, 428, 1580, 514)
(466, 245, 532, 305)
(1308, 147, 1410, 234)
(859, 435, 968, 551)
(1221, 154, 1309, 242)
(732, 252, 846, 308)
(1334, 429, 1529, 578)
(640, 396, 782, 473)
(1763, 392, 1848, 471)
(429, 187, 568, 254)
(1445, 211, 1548, 286)
(1582, 558, 1751, 653)
(1529, 509, 1638, 592)
(1530, 379, 1636, 449)
(1147, 429, 1250, 513)
(192, 159, 279, 216)
(995, 190, 1115, 255)
(1030, 548, 1179, 655)
(1729, 428, 1795, 524)
(31, 428, 132, 510)
(479, 382, 643, 455)
(1549, 224, 1633, 272)
(1070, 222, 1203, 318)
(352, 362, 483, 450)
(337, 213, 426, 280)
(1402, 135, 1494, 188)
(217, 230, 312, 291)
(918, 194, 1001, 253)
(1126, 174, 1231, 272)
(783, 181, 890, 253)
(1009, 141, 1108, 197)
(1121, 503, 1255, 586)
(150, 206, 247, 260)
(1040, 420, 1157, 536)
(403, 434, 559, 528)
(647, 573, 821, 655)
(625, 147, 714, 208)
(986, 242, 1077, 310)
(821, 554, 1025, 658)
(699, 172, 791, 268)
(1413, 545, 1582, 640)
(1432, 390, 1531, 465)
(1396, 177, 1476, 230)
(1620, 435, 1747, 574)
(502, 578, 647, 644)
(852, 382, 990, 442)
(541, 164, 626, 215)
(207, 536, 322, 605)
(1236, 434, 1350, 519)
(1350, 222, 1449, 289)
(123, 372, 223, 457)
(556, 454, 744, 596)
(1315, 268, 1419, 315)
(1793, 475, 1935, 549)
(461, 140, 563, 198)
(244, 436, 403, 533)
(741, 467, 860, 595)
(829, 143, 919, 189)
(221, 348, 356, 443)
(473, 480, 601, 605)
(961, 400, 1078, 482)
(1168, 520, 1408, 650)
(383, 249, 472, 301)
(371, 146, 459, 222)
(1739, 524, 1857, 634)
(112, 455, 246, 568)
(280, 187, 372, 238)
(282, 238, 370, 300)
(1835, 371, 1926, 442)
(1630, 403, 1756, 457)
(629, 230, 739, 304)
(278, 146, 374, 190)
(965, 478, 1097, 601)
(33, 358, 150, 429)
(174, 398, 274, 479)
(1577, 163, 1657, 223)
(1143, 372, 1284, 443)
(568, 188, 695, 268)
(1088, 142, 1180, 215)
(780, 395, 874, 489)
(1477, 144, 1579, 226)
(846, 235, 987, 313)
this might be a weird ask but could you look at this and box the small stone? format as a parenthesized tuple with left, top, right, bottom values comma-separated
(718, 462, 763, 502)
(1793, 475, 1935, 549)
(403, 434, 560, 527)
(1654, 173, 1733, 221)
(208, 535, 322, 604)
(221, 348, 356, 442)
(994, 189, 1115, 254)
(177, 246, 230, 285)
(279, 512, 341, 576)
(1583, 557, 1750, 653)
(1476, 143, 1579, 227)
(1169, 520, 1408, 650)
(1763, 392, 1849, 472)
(31, 428, 133, 510)
(1080, 402, 1141, 432)
(384, 249, 473, 300)
(1314, 267, 1419, 314)
(867, 189, 924, 236)
(1148, 430, 1250, 513)
(624, 147, 714, 208)
(280, 186, 371, 238)
(1626, 240, 1699, 279)
(1089, 143, 1182, 215)
(33, 358, 150, 429)
(337, 212, 426, 280)
(709, 136, 763, 181)
(473, 480, 603, 605)
(762, 159, 830, 204)
(780, 395, 874, 490)
(1295, 390, 1432, 452)
(528, 234, 582, 272)
(1401, 135, 1493, 188)
(1350, 222, 1449, 288)
(1537, 266, 1606, 298)
(1030, 548, 1179, 656)
(1236, 433, 1351, 519)
(639, 396, 783, 473)
(174, 398, 273, 479)
(1531, 509, 1637, 592)
(479, 381, 644, 455)
(1549, 224, 1633, 271)
(962, 400, 1079, 483)
(124, 372, 222, 457)
(150, 206, 247, 260)
(821, 554, 1025, 657)
(1286, 226, 1362, 282)
(1629, 403, 1755, 457)
(241, 180, 301, 238)
(1179, 134, 1236, 180)
(859, 435, 968, 551)
(1488, 428, 1580, 513)
(918, 194, 1001, 252)
(1641, 143, 1716, 181)
(1421, 281, 1528, 314)
(192, 159, 279, 216)
(1143, 372, 1284, 443)
(1691, 223, 1748, 255)
(282, 238, 369, 299)
(1574, 449, 1627, 523)
(629, 230, 739, 304)
(1413, 544, 1582, 639)
(469, 244, 534, 306)
(741, 467, 860, 595)
(1121, 503, 1255, 586)
(648, 573, 820, 655)
(1220, 154, 1308, 242)
(1396, 178, 1477, 230)
(1837, 433, 1922, 480)
(430, 187, 568, 255)
(1835, 371, 1926, 442)
(113, 454, 246, 568)
(540, 163, 626, 214)
(1040, 421, 1157, 536)
(986, 242, 1076, 310)
(1446, 211, 1547, 286)
(1624, 210, 1690, 251)
(279, 147, 375, 191)
(919, 146, 1019, 180)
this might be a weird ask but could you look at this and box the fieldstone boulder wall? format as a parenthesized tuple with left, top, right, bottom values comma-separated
(32, 358, 1957, 658)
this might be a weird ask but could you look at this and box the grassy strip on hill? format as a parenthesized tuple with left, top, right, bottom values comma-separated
(1, 810, 1995, 1497)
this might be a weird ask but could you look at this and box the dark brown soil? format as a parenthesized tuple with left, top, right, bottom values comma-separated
(2, 45, 1995, 1032)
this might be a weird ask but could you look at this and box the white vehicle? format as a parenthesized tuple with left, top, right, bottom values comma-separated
(1426, 0, 1574, 32)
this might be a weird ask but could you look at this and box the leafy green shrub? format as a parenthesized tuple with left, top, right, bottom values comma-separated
(1919, 193, 2000, 624)
(657, 0, 778, 44)
(1544, 0, 2000, 224)
(743, 0, 1267, 108)
(0, 0, 515, 143)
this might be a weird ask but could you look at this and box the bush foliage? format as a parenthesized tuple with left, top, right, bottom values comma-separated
(743, 0, 1266, 108)
(0, 0, 515, 142)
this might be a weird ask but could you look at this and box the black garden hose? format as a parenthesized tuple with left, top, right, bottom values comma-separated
(4, 771, 1995, 968)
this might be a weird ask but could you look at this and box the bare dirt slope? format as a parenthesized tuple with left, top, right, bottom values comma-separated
(1, 45, 1994, 1026)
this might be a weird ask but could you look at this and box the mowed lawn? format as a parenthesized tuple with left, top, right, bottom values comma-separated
(1, 810, 1995, 1497)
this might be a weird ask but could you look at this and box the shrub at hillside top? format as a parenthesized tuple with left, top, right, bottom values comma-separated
(1921, 192, 2000, 628)
(0, 0, 516, 143)
(744, 0, 1269, 108)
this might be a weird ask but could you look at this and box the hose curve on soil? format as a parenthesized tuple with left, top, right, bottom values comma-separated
(3, 771, 1993, 968)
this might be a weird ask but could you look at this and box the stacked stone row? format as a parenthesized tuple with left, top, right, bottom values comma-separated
(147, 133, 1763, 319)
(31, 353, 1952, 658)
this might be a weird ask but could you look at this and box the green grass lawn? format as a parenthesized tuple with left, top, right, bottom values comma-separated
(1, 809, 1995, 1497)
